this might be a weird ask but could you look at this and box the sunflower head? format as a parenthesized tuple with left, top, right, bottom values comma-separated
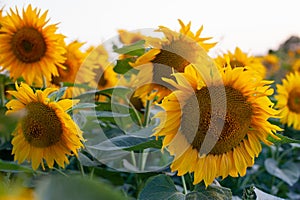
(153, 64, 281, 186)
(0, 4, 66, 85)
(215, 47, 266, 78)
(51, 40, 95, 98)
(259, 53, 280, 77)
(129, 20, 216, 102)
(118, 29, 146, 45)
(275, 71, 300, 130)
(6, 82, 84, 170)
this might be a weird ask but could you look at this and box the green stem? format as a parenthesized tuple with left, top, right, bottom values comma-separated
(79, 162, 85, 177)
(128, 100, 143, 127)
(143, 99, 152, 127)
(140, 149, 149, 172)
(131, 151, 137, 168)
(0, 83, 5, 107)
(89, 167, 95, 180)
(277, 147, 293, 163)
(181, 175, 188, 194)
(53, 167, 69, 177)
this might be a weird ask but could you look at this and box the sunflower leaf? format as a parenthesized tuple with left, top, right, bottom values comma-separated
(193, 183, 232, 200)
(35, 175, 126, 200)
(267, 133, 300, 145)
(0, 159, 35, 173)
(86, 135, 161, 151)
(69, 103, 97, 111)
(250, 186, 285, 200)
(114, 40, 145, 56)
(48, 87, 68, 101)
(264, 158, 300, 186)
(76, 86, 133, 101)
(114, 58, 135, 74)
(138, 174, 185, 200)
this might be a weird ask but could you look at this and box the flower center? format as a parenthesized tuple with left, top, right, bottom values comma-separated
(288, 88, 300, 113)
(181, 86, 253, 155)
(229, 60, 245, 68)
(152, 49, 190, 73)
(11, 27, 47, 63)
(97, 68, 108, 87)
(21, 102, 63, 147)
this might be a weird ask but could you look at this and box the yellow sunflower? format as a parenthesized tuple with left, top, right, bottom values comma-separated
(275, 71, 300, 130)
(86, 45, 118, 88)
(51, 40, 96, 98)
(130, 19, 216, 101)
(0, 5, 66, 86)
(0, 7, 5, 28)
(118, 29, 146, 45)
(259, 53, 280, 78)
(81, 45, 119, 101)
(292, 59, 300, 72)
(6, 82, 84, 170)
(215, 47, 266, 78)
(153, 64, 281, 186)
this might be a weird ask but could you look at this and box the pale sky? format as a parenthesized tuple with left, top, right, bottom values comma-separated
(1, 0, 300, 56)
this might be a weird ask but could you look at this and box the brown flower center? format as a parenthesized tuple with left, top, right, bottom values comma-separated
(181, 86, 252, 155)
(22, 102, 63, 147)
(97, 68, 108, 88)
(152, 49, 190, 73)
(12, 27, 46, 63)
(229, 60, 245, 68)
(288, 88, 300, 113)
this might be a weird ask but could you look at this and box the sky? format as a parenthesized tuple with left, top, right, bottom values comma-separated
(1, 0, 300, 56)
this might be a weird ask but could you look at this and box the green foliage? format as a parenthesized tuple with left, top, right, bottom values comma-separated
(35, 175, 127, 200)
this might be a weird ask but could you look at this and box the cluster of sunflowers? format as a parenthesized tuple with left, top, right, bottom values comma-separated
(0, 4, 300, 200)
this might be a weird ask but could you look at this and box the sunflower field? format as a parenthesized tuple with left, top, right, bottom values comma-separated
(0, 4, 300, 200)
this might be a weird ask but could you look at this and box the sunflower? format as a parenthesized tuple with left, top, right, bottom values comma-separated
(0, 7, 5, 29)
(86, 45, 118, 89)
(214, 47, 266, 78)
(153, 64, 281, 186)
(51, 40, 96, 98)
(118, 29, 146, 45)
(0, 5, 66, 86)
(292, 59, 300, 72)
(6, 82, 84, 170)
(83, 45, 118, 101)
(130, 19, 216, 101)
(275, 71, 300, 130)
(259, 53, 280, 78)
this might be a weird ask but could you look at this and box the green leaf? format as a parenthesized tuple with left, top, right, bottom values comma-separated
(114, 58, 137, 74)
(114, 40, 145, 56)
(267, 133, 300, 145)
(62, 82, 93, 90)
(138, 174, 185, 200)
(86, 135, 161, 151)
(48, 87, 68, 101)
(0, 159, 35, 173)
(193, 183, 232, 200)
(95, 111, 130, 118)
(77, 152, 99, 167)
(185, 192, 210, 200)
(69, 103, 96, 111)
(264, 158, 300, 186)
(77, 86, 133, 101)
(36, 175, 126, 200)
(0, 109, 18, 141)
(96, 101, 142, 124)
